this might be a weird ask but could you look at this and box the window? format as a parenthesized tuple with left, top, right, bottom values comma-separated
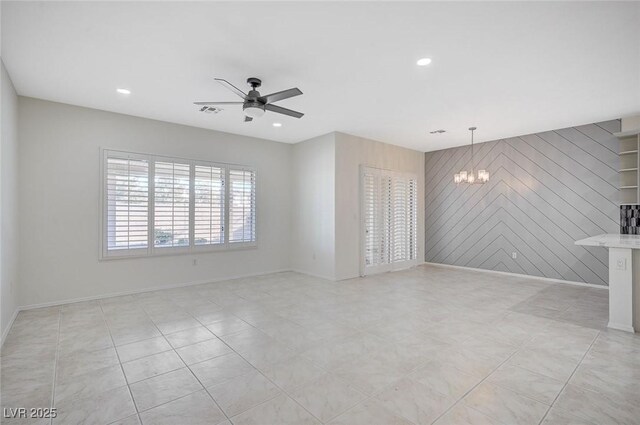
(105, 155, 149, 254)
(194, 165, 225, 246)
(154, 161, 190, 249)
(229, 169, 256, 243)
(102, 150, 256, 258)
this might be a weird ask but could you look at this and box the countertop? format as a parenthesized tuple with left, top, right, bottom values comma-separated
(575, 234, 640, 249)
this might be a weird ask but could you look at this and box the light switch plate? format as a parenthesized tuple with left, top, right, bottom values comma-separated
(616, 258, 627, 271)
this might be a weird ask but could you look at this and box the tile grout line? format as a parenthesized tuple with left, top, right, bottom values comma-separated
(173, 359, 233, 423)
(178, 294, 345, 424)
(248, 357, 361, 425)
(98, 300, 143, 425)
(49, 308, 62, 425)
(536, 330, 601, 425)
(307, 304, 525, 420)
(104, 315, 230, 416)
(426, 348, 521, 425)
(481, 363, 564, 406)
(473, 303, 603, 425)
(134, 296, 233, 425)
(184, 302, 318, 424)
(132, 387, 209, 416)
(254, 334, 384, 423)
(354, 316, 535, 421)
(302, 333, 510, 424)
(117, 325, 221, 364)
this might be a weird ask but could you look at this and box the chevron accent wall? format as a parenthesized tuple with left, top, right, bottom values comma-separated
(425, 120, 620, 286)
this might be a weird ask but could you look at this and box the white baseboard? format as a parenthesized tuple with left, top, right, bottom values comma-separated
(16, 268, 292, 312)
(423, 262, 608, 290)
(1, 308, 20, 348)
(290, 269, 336, 281)
(607, 321, 635, 333)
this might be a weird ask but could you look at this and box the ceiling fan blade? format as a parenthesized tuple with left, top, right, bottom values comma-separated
(244, 116, 253, 122)
(214, 78, 247, 99)
(193, 101, 244, 105)
(258, 88, 303, 104)
(265, 104, 304, 118)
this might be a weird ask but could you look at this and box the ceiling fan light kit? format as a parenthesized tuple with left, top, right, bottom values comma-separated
(454, 126, 489, 185)
(243, 104, 265, 118)
(194, 77, 304, 122)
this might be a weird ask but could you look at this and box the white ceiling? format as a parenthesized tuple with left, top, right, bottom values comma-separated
(3, 1, 639, 152)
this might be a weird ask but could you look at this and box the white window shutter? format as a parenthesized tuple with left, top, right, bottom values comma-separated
(194, 165, 225, 245)
(382, 175, 393, 266)
(228, 168, 256, 243)
(153, 161, 191, 248)
(105, 156, 150, 253)
(392, 175, 408, 263)
(408, 178, 418, 261)
(363, 171, 378, 267)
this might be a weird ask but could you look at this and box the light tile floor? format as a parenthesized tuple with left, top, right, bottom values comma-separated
(1, 265, 639, 425)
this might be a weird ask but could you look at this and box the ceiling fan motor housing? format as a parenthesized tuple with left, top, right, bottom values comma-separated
(244, 79, 265, 118)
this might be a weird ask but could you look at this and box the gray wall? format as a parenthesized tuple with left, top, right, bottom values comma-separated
(425, 120, 620, 286)
(1, 61, 19, 341)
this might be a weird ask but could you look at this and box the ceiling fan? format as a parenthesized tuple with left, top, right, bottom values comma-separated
(194, 77, 304, 122)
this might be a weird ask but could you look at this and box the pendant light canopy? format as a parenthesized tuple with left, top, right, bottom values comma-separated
(454, 127, 489, 184)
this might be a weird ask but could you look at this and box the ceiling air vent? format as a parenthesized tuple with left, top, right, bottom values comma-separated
(199, 106, 223, 114)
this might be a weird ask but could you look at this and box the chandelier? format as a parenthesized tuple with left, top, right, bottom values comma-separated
(454, 126, 489, 184)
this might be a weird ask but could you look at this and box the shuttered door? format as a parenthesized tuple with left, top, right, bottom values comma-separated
(392, 176, 408, 264)
(361, 167, 418, 275)
(362, 169, 393, 274)
(408, 178, 418, 262)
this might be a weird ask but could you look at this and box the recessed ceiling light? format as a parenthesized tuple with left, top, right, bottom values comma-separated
(416, 58, 432, 66)
(273, 123, 282, 127)
(116, 88, 131, 95)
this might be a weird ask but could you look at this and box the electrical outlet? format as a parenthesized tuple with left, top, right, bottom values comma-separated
(512, 252, 517, 259)
(616, 258, 626, 271)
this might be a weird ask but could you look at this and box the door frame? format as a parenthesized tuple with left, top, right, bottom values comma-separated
(360, 165, 418, 276)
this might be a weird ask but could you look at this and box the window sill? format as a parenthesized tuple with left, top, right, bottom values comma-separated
(99, 243, 258, 261)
